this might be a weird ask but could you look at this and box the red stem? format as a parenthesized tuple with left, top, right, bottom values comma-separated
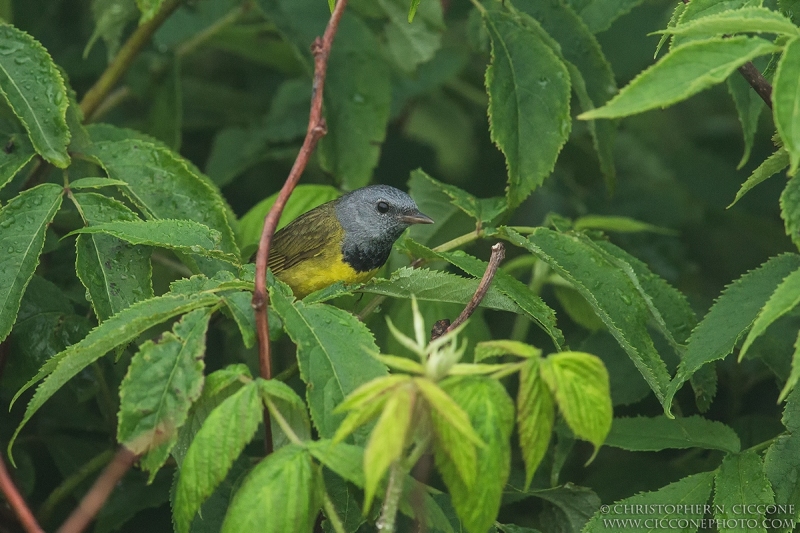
(56, 448, 138, 533)
(0, 454, 44, 533)
(251, 0, 349, 454)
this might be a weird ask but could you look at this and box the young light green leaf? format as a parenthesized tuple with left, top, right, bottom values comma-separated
(730, 148, 790, 207)
(363, 384, 414, 510)
(416, 377, 485, 448)
(764, 433, 800, 531)
(740, 267, 800, 360)
(583, 471, 715, 532)
(361, 267, 522, 313)
(659, 7, 800, 39)
(136, 0, 164, 22)
(237, 185, 340, 253)
(410, 169, 506, 225)
(307, 439, 365, 487)
(0, 183, 63, 344)
(72, 192, 153, 323)
(474, 340, 541, 362)
(118, 308, 210, 479)
(269, 278, 388, 439)
(666, 253, 800, 413)
(540, 351, 612, 457)
(576, 0, 648, 34)
(517, 358, 554, 489)
(84, 139, 239, 258)
(435, 377, 514, 533)
(0, 24, 70, 167)
(483, 8, 571, 208)
(174, 381, 263, 533)
(713, 451, 775, 529)
(9, 290, 221, 458)
(779, 331, 800, 402)
(402, 240, 564, 349)
(579, 37, 780, 120)
(220, 444, 321, 533)
(728, 73, 765, 170)
(512, 0, 617, 188)
(774, 37, 800, 175)
(502, 227, 672, 406)
(604, 415, 740, 453)
(782, 173, 800, 250)
(0, 131, 34, 191)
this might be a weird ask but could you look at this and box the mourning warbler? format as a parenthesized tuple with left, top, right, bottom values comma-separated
(269, 185, 433, 297)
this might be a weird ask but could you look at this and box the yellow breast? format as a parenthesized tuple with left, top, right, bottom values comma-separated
(275, 250, 377, 298)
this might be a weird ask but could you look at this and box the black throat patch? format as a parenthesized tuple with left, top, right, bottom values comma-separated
(341, 238, 394, 273)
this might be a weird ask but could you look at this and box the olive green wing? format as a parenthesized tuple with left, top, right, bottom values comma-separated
(268, 202, 343, 274)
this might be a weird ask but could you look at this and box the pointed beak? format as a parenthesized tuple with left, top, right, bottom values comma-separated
(400, 211, 434, 225)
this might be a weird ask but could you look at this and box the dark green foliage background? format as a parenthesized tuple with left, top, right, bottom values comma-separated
(1, 0, 800, 532)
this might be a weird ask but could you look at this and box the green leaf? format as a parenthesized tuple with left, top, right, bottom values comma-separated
(573, 215, 676, 235)
(666, 253, 800, 413)
(779, 330, 800, 402)
(363, 383, 414, 510)
(307, 439, 365, 487)
(671, 0, 762, 48)
(713, 451, 775, 531)
(774, 37, 800, 175)
(435, 377, 514, 533)
(410, 170, 506, 225)
(483, 8, 571, 208)
(0, 24, 70, 167)
(118, 308, 210, 479)
(259, 378, 312, 448)
(604, 415, 740, 452)
(416, 377, 485, 449)
(579, 37, 780, 120)
(68, 219, 239, 264)
(576, 0, 647, 34)
(401, 240, 564, 349)
(730, 147, 790, 207)
(237, 184, 340, 254)
(9, 290, 221, 458)
(268, 278, 388, 439)
(540, 351, 612, 456)
(474, 340, 541, 362)
(512, 0, 617, 188)
(654, 2, 686, 58)
(517, 358, 554, 489)
(359, 267, 524, 314)
(502, 227, 672, 406)
(221, 291, 256, 349)
(136, 0, 164, 22)
(583, 472, 715, 533)
(659, 7, 800, 39)
(764, 434, 800, 532)
(0, 130, 35, 192)
(782, 173, 800, 250)
(523, 485, 599, 533)
(406, 168, 473, 247)
(85, 0, 138, 62)
(69, 177, 129, 189)
(221, 444, 321, 533)
(71, 192, 153, 323)
(84, 139, 239, 262)
(174, 381, 263, 533)
(728, 73, 765, 170)
(740, 266, 800, 359)
(0, 183, 63, 343)
(380, 0, 442, 73)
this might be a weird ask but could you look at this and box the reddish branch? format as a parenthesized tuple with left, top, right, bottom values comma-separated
(0, 454, 44, 533)
(431, 243, 505, 341)
(251, 0, 348, 453)
(56, 448, 138, 533)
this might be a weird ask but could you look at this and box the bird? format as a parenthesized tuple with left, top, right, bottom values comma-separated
(269, 184, 434, 297)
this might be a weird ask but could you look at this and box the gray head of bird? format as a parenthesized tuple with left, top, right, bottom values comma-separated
(334, 184, 433, 264)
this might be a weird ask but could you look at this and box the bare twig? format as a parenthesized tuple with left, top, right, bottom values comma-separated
(251, 0, 348, 455)
(56, 447, 138, 533)
(431, 243, 505, 341)
(737, 62, 773, 109)
(79, 0, 182, 121)
(0, 454, 44, 533)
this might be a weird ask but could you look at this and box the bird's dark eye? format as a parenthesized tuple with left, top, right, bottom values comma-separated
(376, 201, 390, 213)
